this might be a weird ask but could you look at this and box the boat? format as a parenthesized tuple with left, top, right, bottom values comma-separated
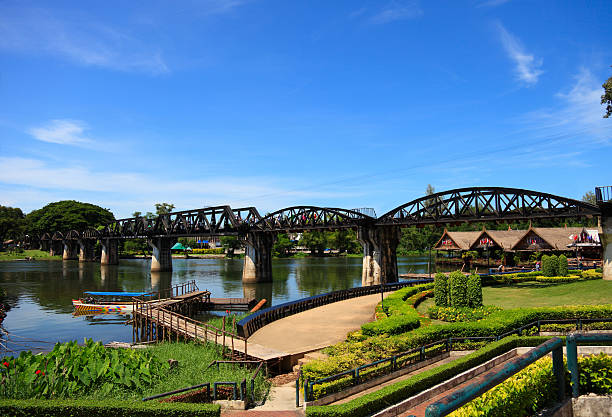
(72, 291, 151, 315)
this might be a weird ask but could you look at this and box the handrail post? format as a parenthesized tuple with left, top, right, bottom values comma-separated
(303, 378, 309, 403)
(566, 334, 579, 397)
(552, 346, 565, 402)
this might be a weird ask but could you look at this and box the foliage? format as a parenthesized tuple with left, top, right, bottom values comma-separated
(449, 271, 468, 308)
(0, 249, 60, 261)
(489, 269, 601, 285)
(397, 226, 438, 255)
(582, 191, 597, 205)
(449, 357, 557, 417)
(534, 275, 583, 283)
(0, 339, 169, 399)
(191, 248, 224, 255)
(300, 231, 328, 256)
(305, 336, 527, 416)
(273, 233, 295, 257)
(427, 305, 502, 322)
(434, 272, 449, 307)
(219, 236, 241, 257)
(0, 399, 220, 417)
(558, 254, 568, 276)
(579, 353, 612, 395)
(467, 273, 483, 307)
(541, 254, 558, 277)
(0, 206, 26, 242)
(328, 230, 361, 254)
(581, 269, 602, 279)
(154, 203, 175, 215)
(26, 201, 115, 235)
(602, 72, 612, 118)
(123, 239, 149, 255)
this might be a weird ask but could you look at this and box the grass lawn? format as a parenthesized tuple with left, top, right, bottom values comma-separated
(0, 249, 60, 261)
(482, 279, 612, 309)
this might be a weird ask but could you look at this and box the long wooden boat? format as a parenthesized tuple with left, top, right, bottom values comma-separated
(72, 291, 150, 315)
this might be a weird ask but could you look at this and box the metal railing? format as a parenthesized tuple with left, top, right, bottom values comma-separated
(566, 332, 612, 398)
(301, 317, 612, 403)
(422, 338, 565, 417)
(237, 279, 434, 338)
(595, 186, 612, 203)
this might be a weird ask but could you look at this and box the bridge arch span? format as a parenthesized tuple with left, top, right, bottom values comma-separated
(255, 206, 375, 232)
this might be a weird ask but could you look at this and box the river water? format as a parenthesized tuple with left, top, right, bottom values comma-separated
(0, 256, 436, 353)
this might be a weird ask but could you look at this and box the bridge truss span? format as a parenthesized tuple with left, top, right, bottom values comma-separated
(254, 206, 376, 232)
(378, 187, 601, 226)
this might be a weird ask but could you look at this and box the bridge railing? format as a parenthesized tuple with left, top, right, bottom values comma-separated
(595, 186, 612, 203)
(236, 279, 434, 338)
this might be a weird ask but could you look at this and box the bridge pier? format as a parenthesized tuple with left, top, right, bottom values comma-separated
(148, 238, 174, 272)
(358, 226, 400, 286)
(242, 232, 276, 283)
(50, 241, 63, 257)
(100, 239, 119, 265)
(62, 241, 78, 260)
(78, 239, 95, 262)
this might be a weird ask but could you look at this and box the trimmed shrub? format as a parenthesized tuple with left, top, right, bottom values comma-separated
(579, 353, 612, 395)
(427, 305, 501, 322)
(449, 271, 468, 308)
(0, 399, 220, 417)
(535, 275, 581, 283)
(449, 357, 557, 417)
(191, 248, 224, 255)
(581, 269, 602, 280)
(541, 255, 552, 277)
(434, 272, 449, 307)
(467, 273, 482, 308)
(558, 254, 568, 276)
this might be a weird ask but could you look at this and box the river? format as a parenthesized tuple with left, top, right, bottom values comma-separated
(0, 256, 438, 353)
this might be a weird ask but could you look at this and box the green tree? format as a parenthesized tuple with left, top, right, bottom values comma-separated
(602, 71, 612, 118)
(558, 254, 568, 277)
(131, 211, 142, 218)
(300, 231, 328, 256)
(328, 230, 361, 254)
(0, 206, 26, 242)
(155, 203, 175, 215)
(273, 233, 295, 257)
(582, 191, 597, 205)
(26, 201, 115, 234)
(220, 236, 241, 257)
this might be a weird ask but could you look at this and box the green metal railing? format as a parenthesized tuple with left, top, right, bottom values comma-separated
(566, 332, 612, 398)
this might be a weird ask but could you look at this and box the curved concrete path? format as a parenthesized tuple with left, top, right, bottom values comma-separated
(248, 293, 387, 355)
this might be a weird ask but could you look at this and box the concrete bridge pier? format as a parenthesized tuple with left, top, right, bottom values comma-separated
(358, 226, 400, 286)
(78, 239, 95, 262)
(148, 238, 174, 272)
(50, 241, 63, 257)
(600, 211, 612, 280)
(100, 239, 119, 265)
(242, 232, 276, 283)
(62, 241, 79, 260)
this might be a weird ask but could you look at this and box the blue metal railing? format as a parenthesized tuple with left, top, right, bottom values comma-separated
(423, 338, 565, 417)
(566, 332, 612, 397)
(595, 186, 612, 203)
(237, 279, 434, 338)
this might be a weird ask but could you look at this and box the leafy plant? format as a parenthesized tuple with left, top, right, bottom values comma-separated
(467, 273, 482, 308)
(427, 305, 501, 322)
(558, 254, 568, 276)
(579, 353, 612, 395)
(449, 271, 468, 308)
(434, 272, 449, 307)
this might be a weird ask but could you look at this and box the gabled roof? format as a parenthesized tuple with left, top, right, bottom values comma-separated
(434, 229, 482, 250)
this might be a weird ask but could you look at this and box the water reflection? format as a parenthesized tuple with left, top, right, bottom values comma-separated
(0, 256, 439, 352)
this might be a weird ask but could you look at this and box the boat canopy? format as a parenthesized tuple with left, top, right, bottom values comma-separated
(84, 291, 151, 297)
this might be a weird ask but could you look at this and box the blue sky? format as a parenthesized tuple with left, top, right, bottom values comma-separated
(0, 0, 610, 218)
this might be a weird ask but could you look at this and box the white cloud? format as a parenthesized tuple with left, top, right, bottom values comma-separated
(495, 22, 543, 85)
(0, 5, 168, 74)
(369, 1, 423, 24)
(28, 120, 92, 146)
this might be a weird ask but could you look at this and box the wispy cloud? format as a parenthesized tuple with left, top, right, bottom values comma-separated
(477, 0, 511, 7)
(369, 1, 423, 24)
(0, 4, 168, 74)
(28, 120, 93, 146)
(495, 22, 543, 85)
(521, 68, 612, 143)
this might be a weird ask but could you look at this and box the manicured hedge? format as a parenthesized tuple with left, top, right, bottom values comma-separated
(489, 269, 601, 285)
(578, 353, 612, 395)
(191, 248, 224, 255)
(466, 273, 482, 308)
(558, 255, 568, 277)
(434, 272, 449, 307)
(361, 284, 433, 336)
(0, 399, 220, 417)
(306, 336, 533, 417)
(449, 271, 468, 307)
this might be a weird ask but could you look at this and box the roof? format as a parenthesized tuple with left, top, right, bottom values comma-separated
(530, 227, 584, 250)
(171, 242, 186, 250)
(485, 229, 526, 250)
(435, 230, 482, 250)
(84, 291, 151, 297)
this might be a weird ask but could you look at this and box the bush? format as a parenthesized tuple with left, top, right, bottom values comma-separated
(535, 275, 581, 283)
(449, 357, 557, 417)
(449, 271, 468, 308)
(0, 399, 220, 417)
(427, 305, 502, 322)
(558, 255, 568, 276)
(434, 272, 449, 307)
(191, 248, 224, 255)
(579, 353, 612, 395)
(541, 255, 553, 277)
(581, 269, 602, 280)
(467, 274, 482, 308)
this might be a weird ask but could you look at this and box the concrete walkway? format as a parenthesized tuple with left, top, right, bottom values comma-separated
(248, 293, 388, 355)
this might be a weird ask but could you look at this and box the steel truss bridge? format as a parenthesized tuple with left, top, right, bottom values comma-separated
(26, 187, 601, 245)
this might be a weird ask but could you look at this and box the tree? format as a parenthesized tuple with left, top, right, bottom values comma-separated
(328, 230, 361, 254)
(273, 233, 295, 257)
(155, 203, 175, 215)
(582, 191, 597, 205)
(220, 236, 241, 257)
(0, 206, 26, 242)
(300, 231, 328, 256)
(132, 211, 142, 218)
(26, 201, 115, 234)
(602, 71, 612, 118)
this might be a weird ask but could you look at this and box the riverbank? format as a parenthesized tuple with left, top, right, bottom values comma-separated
(0, 249, 61, 262)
